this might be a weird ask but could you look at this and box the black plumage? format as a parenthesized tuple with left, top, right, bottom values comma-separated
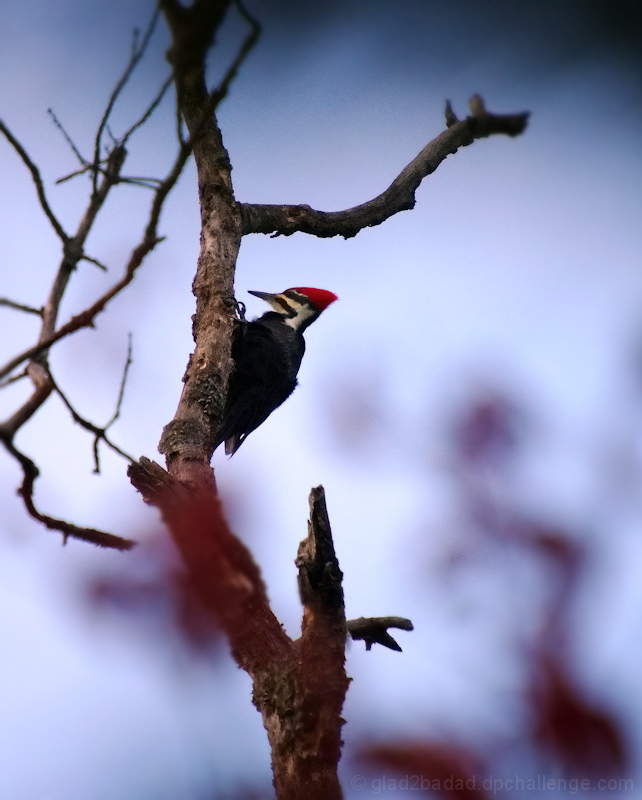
(212, 287, 337, 456)
(213, 314, 305, 455)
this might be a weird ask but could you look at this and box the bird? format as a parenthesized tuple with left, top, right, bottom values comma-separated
(213, 286, 338, 455)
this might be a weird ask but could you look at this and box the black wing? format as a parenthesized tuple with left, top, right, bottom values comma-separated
(213, 318, 304, 455)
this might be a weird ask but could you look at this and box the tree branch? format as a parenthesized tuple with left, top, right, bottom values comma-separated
(0, 113, 198, 385)
(121, 74, 174, 147)
(0, 120, 69, 243)
(128, 467, 351, 799)
(157, 0, 245, 484)
(290, 485, 349, 800)
(127, 457, 292, 667)
(239, 96, 529, 239)
(0, 437, 135, 550)
(209, 0, 261, 107)
(347, 616, 414, 652)
(0, 298, 42, 316)
(48, 108, 87, 168)
(49, 364, 135, 474)
(92, 6, 160, 194)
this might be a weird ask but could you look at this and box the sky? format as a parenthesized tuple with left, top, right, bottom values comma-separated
(1, 1, 641, 798)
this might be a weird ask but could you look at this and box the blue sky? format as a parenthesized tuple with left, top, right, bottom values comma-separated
(1, 2, 641, 798)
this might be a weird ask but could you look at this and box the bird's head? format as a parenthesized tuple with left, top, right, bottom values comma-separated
(248, 287, 338, 331)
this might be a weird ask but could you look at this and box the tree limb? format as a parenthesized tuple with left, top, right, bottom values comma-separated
(0, 437, 135, 550)
(128, 457, 291, 667)
(128, 466, 350, 800)
(92, 6, 160, 194)
(0, 298, 42, 316)
(348, 616, 414, 652)
(240, 96, 529, 239)
(0, 41, 196, 547)
(0, 120, 69, 243)
(157, 0, 244, 484)
(49, 365, 135, 473)
(0, 116, 197, 385)
(48, 108, 87, 168)
(290, 485, 349, 800)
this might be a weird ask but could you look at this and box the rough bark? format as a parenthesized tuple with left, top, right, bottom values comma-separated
(129, 463, 350, 799)
(157, 0, 242, 486)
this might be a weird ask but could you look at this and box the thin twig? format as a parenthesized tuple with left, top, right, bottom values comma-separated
(93, 6, 160, 194)
(0, 120, 69, 243)
(117, 176, 164, 188)
(55, 165, 94, 185)
(0, 111, 198, 382)
(105, 125, 118, 148)
(47, 108, 87, 166)
(209, 0, 261, 106)
(80, 254, 108, 272)
(0, 368, 28, 389)
(0, 298, 43, 316)
(121, 74, 173, 145)
(106, 333, 133, 430)
(49, 369, 135, 472)
(40, 145, 127, 344)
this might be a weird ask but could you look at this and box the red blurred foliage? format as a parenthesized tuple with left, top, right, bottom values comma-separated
(532, 656, 627, 779)
(86, 535, 225, 657)
(355, 390, 630, 795)
(358, 743, 486, 799)
(454, 395, 519, 466)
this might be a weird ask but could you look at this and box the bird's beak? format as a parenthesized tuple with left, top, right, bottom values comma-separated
(248, 289, 286, 313)
(247, 290, 277, 303)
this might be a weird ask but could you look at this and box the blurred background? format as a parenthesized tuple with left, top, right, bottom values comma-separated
(1, 1, 641, 797)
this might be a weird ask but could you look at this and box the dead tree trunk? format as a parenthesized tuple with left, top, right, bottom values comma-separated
(125, 3, 527, 796)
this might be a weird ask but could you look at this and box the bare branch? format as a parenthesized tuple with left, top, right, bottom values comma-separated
(40, 145, 127, 344)
(47, 108, 87, 167)
(0, 368, 28, 389)
(0, 120, 69, 243)
(347, 616, 414, 652)
(93, 6, 160, 194)
(156, 0, 250, 479)
(128, 456, 291, 664)
(121, 74, 174, 146)
(0, 298, 42, 316)
(296, 485, 345, 623)
(208, 0, 261, 107)
(48, 368, 135, 473)
(0, 437, 135, 550)
(128, 465, 349, 799)
(0, 237, 157, 382)
(239, 97, 530, 239)
(80, 254, 108, 272)
(288, 485, 348, 800)
(0, 114, 200, 384)
(55, 165, 92, 185)
(106, 333, 133, 431)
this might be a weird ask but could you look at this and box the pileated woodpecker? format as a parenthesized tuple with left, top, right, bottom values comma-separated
(213, 287, 338, 455)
